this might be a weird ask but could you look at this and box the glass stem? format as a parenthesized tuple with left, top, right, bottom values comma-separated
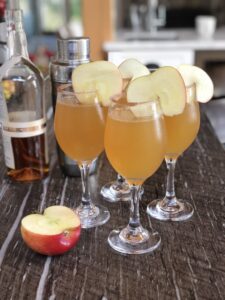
(165, 158, 177, 206)
(128, 185, 142, 229)
(79, 163, 91, 207)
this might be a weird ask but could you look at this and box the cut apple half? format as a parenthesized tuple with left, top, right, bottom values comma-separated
(21, 205, 81, 255)
(72, 60, 123, 106)
(118, 58, 150, 80)
(127, 66, 186, 116)
(177, 64, 214, 103)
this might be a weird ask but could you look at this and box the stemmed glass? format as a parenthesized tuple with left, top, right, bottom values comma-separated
(54, 85, 110, 228)
(147, 84, 200, 221)
(104, 93, 165, 254)
(100, 174, 131, 202)
(101, 77, 132, 202)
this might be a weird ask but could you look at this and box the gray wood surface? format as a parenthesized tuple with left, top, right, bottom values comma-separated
(0, 111, 225, 300)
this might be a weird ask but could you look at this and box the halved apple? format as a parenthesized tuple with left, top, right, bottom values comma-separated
(118, 58, 150, 80)
(21, 206, 81, 256)
(127, 66, 186, 116)
(72, 61, 123, 106)
(177, 64, 214, 103)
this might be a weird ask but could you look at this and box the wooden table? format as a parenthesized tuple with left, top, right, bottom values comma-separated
(0, 111, 225, 300)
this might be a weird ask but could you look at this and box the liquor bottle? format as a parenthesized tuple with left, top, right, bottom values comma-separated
(0, 1, 49, 181)
(50, 37, 98, 176)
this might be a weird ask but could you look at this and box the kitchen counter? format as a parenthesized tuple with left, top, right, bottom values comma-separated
(0, 112, 225, 299)
(103, 28, 225, 52)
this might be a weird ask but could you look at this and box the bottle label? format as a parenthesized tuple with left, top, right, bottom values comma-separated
(2, 116, 46, 137)
(1, 116, 47, 169)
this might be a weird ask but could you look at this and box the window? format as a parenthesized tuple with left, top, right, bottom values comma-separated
(21, 0, 81, 34)
(38, 0, 81, 33)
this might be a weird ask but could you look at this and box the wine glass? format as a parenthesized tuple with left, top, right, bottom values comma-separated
(147, 84, 200, 221)
(104, 93, 165, 254)
(100, 174, 131, 202)
(54, 85, 110, 228)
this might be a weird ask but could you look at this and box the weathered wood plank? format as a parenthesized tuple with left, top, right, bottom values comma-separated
(0, 111, 224, 300)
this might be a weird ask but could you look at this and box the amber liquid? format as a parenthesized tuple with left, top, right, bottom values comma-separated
(165, 101, 200, 160)
(7, 133, 49, 181)
(105, 111, 165, 186)
(54, 101, 107, 164)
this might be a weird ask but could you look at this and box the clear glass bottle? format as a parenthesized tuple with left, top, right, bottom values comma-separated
(0, 3, 49, 181)
(50, 37, 98, 176)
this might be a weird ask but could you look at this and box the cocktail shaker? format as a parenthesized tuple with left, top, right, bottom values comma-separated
(50, 37, 98, 176)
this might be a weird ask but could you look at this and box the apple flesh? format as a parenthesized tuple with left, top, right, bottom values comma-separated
(118, 58, 150, 80)
(72, 60, 123, 106)
(127, 66, 186, 117)
(21, 206, 81, 256)
(177, 64, 214, 103)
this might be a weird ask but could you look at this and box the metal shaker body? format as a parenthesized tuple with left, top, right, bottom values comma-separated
(50, 37, 98, 176)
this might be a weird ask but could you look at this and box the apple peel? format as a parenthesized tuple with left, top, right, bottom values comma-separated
(21, 205, 81, 256)
(177, 64, 214, 103)
(127, 66, 186, 117)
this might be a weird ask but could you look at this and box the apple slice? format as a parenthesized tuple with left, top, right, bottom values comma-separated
(129, 102, 157, 119)
(118, 58, 150, 80)
(72, 61, 123, 106)
(127, 66, 186, 116)
(177, 64, 214, 103)
(21, 206, 81, 256)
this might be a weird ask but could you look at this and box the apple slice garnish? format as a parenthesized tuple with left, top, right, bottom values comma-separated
(127, 66, 186, 116)
(177, 64, 214, 103)
(21, 206, 81, 256)
(72, 60, 123, 106)
(118, 58, 150, 80)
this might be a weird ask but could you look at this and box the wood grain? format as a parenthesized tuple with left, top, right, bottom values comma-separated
(0, 110, 225, 300)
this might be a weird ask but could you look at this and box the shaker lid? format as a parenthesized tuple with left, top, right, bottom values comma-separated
(57, 37, 90, 63)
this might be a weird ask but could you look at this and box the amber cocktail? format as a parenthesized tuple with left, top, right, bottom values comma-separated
(105, 94, 165, 254)
(100, 77, 133, 202)
(147, 84, 200, 221)
(54, 86, 110, 228)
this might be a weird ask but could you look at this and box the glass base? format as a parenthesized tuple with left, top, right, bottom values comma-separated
(101, 180, 131, 202)
(147, 198, 194, 221)
(75, 203, 110, 229)
(108, 226, 161, 254)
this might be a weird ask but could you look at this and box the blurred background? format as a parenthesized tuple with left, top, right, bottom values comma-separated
(0, 0, 225, 145)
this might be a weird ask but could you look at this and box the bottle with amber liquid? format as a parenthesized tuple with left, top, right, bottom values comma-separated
(0, 1, 49, 181)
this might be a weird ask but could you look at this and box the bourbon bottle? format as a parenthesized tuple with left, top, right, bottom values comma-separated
(0, 1, 49, 181)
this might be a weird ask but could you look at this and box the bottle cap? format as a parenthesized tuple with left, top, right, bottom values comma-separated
(57, 37, 90, 63)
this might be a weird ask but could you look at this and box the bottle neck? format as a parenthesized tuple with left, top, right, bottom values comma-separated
(5, 9, 29, 59)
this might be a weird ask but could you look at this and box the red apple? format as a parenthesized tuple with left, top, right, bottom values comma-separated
(21, 206, 81, 255)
